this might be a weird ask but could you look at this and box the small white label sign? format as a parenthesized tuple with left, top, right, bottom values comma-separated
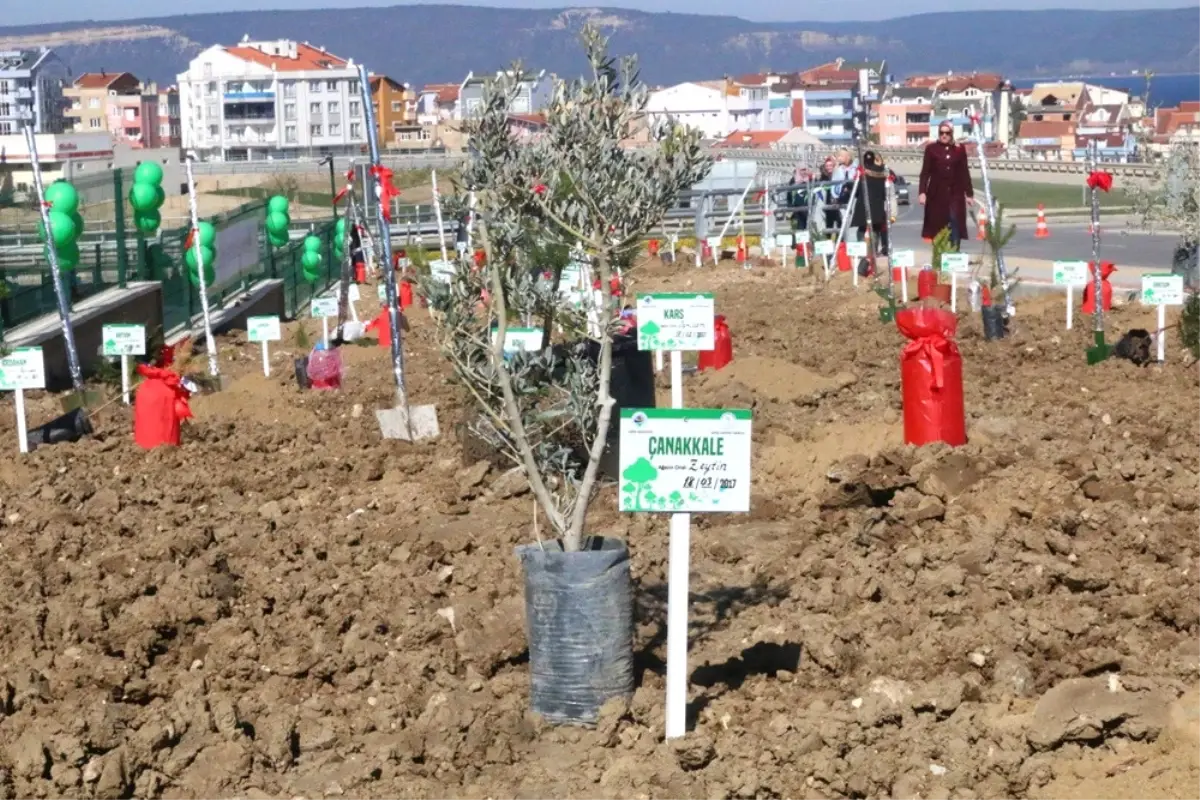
(794, 230, 811, 244)
(846, 241, 868, 258)
(1141, 274, 1185, 306)
(1052, 261, 1089, 286)
(940, 253, 970, 273)
(331, 282, 361, 302)
(814, 240, 835, 256)
(495, 327, 544, 355)
(310, 297, 339, 318)
(618, 408, 752, 513)
(0, 347, 46, 391)
(377, 283, 389, 302)
(706, 236, 722, 251)
(891, 249, 915, 269)
(247, 316, 282, 342)
(429, 259, 456, 285)
(101, 324, 146, 357)
(774, 233, 793, 248)
(636, 293, 716, 352)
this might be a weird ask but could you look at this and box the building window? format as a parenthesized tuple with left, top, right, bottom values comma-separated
(89, 118, 101, 129)
(209, 124, 218, 137)
(284, 103, 296, 121)
(348, 80, 360, 95)
(160, 123, 170, 135)
(391, 101, 401, 112)
(350, 122, 362, 139)
(327, 101, 339, 116)
(124, 108, 137, 120)
(206, 82, 216, 96)
(329, 122, 341, 136)
(88, 97, 100, 109)
(310, 124, 323, 137)
(282, 82, 296, 99)
(308, 80, 321, 93)
(349, 101, 361, 118)
(309, 102, 320, 116)
(326, 80, 338, 92)
(284, 125, 297, 143)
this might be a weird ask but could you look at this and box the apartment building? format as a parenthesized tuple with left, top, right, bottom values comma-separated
(0, 48, 70, 135)
(416, 84, 459, 125)
(875, 87, 934, 146)
(457, 70, 552, 119)
(177, 37, 368, 160)
(903, 72, 1012, 143)
(64, 72, 181, 148)
(369, 74, 421, 148)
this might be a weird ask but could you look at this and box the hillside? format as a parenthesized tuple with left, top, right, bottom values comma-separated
(0, 5, 1195, 87)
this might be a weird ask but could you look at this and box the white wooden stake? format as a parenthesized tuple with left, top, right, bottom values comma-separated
(431, 169, 449, 263)
(655, 349, 663, 373)
(322, 316, 330, 349)
(120, 354, 130, 405)
(950, 272, 958, 314)
(184, 157, 220, 377)
(900, 263, 909, 303)
(1157, 304, 1166, 362)
(261, 341, 271, 377)
(15, 389, 28, 454)
(665, 348, 690, 740)
(1066, 287, 1074, 330)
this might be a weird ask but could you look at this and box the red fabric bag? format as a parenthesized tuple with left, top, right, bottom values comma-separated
(1081, 262, 1116, 314)
(697, 315, 733, 372)
(133, 364, 193, 449)
(896, 307, 966, 447)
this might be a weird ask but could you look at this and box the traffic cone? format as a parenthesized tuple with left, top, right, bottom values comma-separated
(1034, 204, 1050, 238)
(976, 207, 988, 240)
(736, 235, 747, 264)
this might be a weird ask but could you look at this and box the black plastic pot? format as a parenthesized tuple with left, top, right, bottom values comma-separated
(294, 356, 311, 389)
(28, 408, 92, 451)
(515, 536, 634, 725)
(981, 306, 1009, 341)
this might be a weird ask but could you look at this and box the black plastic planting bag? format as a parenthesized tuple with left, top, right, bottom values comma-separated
(515, 536, 634, 725)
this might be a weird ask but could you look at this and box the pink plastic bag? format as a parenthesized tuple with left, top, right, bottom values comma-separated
(307, 347, 343, 390)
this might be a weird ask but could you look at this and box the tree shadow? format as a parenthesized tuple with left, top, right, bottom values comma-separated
(633, 576, 798, 727)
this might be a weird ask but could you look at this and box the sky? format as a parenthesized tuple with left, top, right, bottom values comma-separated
(5, 0, 1187, 27)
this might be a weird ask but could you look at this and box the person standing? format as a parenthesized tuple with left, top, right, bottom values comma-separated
(919, 123, 975, 248)
(850, 150, 891, 258)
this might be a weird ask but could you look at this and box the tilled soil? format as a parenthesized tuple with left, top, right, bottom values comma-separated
(0, 260, 1196, 800)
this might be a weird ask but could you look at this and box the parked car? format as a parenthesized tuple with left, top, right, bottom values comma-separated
(890, 171, 910, 205)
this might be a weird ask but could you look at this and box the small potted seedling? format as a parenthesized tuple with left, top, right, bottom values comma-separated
(977, 205, 1018, 340)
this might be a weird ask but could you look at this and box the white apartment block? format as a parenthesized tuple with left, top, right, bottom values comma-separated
(0, 48, 70, 135)
(177, 38, 369, 161)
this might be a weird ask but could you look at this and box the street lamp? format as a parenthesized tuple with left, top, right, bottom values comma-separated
(319, 155, 338, 220)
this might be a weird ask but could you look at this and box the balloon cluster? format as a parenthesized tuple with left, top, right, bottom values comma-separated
(302, 235, 324, 283)
(39, 180, 84, 271)
(185, 221, 218, 287)
(333, 217, 347, 264)
(129, 162, 166, 234)
(265, 195, 291, 249)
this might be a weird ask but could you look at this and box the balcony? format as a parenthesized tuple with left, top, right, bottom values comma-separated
(14, 87, 32, 100)
(224, 91, 274, 102)
(807, 105, 852, 119)
(224, 113, 276, 124)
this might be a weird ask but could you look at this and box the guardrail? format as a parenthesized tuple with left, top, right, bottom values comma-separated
(189, 152, 467, 176)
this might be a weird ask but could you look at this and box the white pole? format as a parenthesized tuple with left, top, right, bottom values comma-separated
(261, 341, 270, 377)
(665, 348, 690, 740)
(322, 316, 330, 349)
(900, 262, 909, 303)
(852, 240, 859, 288)
(120, 354, 130, 405)
(184, 157, 220, 377)
(15, 389, 28, 455)
(431, 169, 449, 263)
(951, 272, 958, 314)
(466, 191, 476, 253)
(1066, 287, 1074, 330)
(715, 182, 754, 244)
(655, 349, 663, 373)
(1157, 304, 1166, 362)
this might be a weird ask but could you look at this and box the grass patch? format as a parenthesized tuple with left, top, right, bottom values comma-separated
(987, 179, 1130, 211)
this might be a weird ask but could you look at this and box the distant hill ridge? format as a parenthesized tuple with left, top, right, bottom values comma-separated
(0, 5, 1195, 88)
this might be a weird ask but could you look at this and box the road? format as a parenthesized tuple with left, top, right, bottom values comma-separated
(885, 204, 1177, 273)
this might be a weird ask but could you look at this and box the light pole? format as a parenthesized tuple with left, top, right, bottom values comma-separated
(320, 155, 338, 220)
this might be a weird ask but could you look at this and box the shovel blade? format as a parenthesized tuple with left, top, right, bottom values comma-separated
(1086, 332, 1113, 365)
(60, 389, 105, 413)
(879, 306, 895, 323)
(376, 404, 440, 441)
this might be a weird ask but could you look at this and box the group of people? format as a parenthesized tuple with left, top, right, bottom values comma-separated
(784, 121, 978, 262)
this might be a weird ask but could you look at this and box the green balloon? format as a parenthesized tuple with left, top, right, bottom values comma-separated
(196, 221, 217, 248)
(55, 241, 80, 270)
(44, 181, 79, 215)
(133, 161, 164, 186)
(302, 264, 322, 283)
(265, 211, 290, 235)
(70, 211, 85, 238)
(268, 231, 290, 248)
(301, 250, 322, 269)
(150, 186, 165, 211)
(335, 217, 346, 233)
(187, 260, 216, 288)
(44, 210, 77, 247)
(129, 182, 159, 212)
(184, 244, 216, 271)
(267, 195, 290, 215)
(303, 235, 322, 253)
(134, 210, 161, 234)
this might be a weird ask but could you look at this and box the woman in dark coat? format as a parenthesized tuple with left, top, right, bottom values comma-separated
(850, 150, 890, 255)
(919, 122, 975, 246)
